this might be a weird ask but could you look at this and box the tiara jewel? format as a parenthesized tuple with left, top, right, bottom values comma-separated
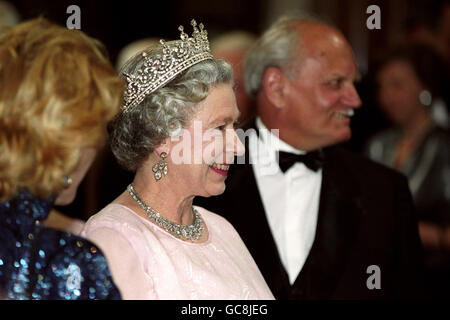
(122, 19, 213, 112)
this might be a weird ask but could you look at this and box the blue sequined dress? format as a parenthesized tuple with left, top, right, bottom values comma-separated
(0, 191, 121, 300)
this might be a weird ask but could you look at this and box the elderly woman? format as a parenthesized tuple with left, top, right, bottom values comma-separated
(81, 20, 274, 300)
(0, 18, 122, 299)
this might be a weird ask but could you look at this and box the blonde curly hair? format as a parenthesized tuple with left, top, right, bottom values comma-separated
(0, 18, 124, 201)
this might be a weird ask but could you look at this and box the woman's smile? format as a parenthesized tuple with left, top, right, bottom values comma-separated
(209, 162, 230, 176)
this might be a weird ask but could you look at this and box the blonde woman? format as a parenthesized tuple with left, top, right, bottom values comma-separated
(0, 18, 123, 299)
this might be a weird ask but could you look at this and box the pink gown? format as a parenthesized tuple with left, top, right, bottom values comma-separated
(81, 204, 274, 300)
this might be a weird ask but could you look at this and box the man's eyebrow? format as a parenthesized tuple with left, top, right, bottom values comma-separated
(325, 72, 361, 83)
(328, 72, 347, 78)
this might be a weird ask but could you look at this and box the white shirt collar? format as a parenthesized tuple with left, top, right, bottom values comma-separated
(252, 117, 308, 177)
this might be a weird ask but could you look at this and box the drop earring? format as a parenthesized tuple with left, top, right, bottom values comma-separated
(152, 152, 168, 181)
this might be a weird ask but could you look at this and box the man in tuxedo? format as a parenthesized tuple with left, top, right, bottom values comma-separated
(196, 15, 425, 299)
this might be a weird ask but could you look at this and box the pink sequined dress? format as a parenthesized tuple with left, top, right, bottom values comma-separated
(81, 204, 274, 300)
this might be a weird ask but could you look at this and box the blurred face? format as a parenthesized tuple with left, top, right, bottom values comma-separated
(168, 84, 245, 197)
(215, 49, 255, 123)
(54, 147, 98, 206)
(281, 31, 362, 150)
(377, 60, 425, 126)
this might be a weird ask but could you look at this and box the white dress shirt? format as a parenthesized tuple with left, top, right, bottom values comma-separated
(249, 117, 322, 284)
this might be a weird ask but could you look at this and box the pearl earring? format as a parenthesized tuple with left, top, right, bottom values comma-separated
(63, 176, 73, 188)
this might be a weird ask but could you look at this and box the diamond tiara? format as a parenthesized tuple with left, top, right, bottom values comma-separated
(122, 19, 213, 113)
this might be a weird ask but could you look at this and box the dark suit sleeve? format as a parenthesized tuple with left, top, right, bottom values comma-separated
(391, 173, 426, 298)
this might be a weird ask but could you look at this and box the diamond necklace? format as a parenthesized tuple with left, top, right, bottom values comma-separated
(127, 184, 204, 241)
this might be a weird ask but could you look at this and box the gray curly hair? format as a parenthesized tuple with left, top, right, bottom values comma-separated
(108, 44, 234, 172)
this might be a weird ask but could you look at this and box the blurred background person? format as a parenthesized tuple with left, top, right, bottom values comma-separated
(405, 0, 450, 67)
(404, 0, 450, 128)
(115, 37, 160, 71)
(210, 30, 257, 124)
(0, 18, 122, 299)
(0, 0, 20, 29)
(366, 44, 450, 298)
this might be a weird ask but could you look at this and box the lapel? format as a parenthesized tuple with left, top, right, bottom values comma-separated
(225, 120, 292, 297)
(293, 146, 365, 298)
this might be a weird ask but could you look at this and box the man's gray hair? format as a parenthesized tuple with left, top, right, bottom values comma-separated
(243, 12, 330, 98)
(108, 44, 233, 172)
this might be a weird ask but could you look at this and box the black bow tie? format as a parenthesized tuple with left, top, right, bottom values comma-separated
(278, 150, 325, 173)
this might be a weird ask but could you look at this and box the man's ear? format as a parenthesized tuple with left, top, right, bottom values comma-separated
(262, 67, 287, 109)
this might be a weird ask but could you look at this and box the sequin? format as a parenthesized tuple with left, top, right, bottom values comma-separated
(0, 190, 121, 300)
(20, 259, 28, 267)
(65, 263, 82, 292)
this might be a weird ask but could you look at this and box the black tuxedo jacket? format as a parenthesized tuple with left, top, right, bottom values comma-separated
(195, 124, 425, 299)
